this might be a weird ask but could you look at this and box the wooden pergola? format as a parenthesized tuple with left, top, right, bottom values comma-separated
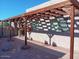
(3, 0, 79, 59)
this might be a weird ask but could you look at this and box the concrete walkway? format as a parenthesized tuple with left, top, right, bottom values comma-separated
(0, 36, 79, 59)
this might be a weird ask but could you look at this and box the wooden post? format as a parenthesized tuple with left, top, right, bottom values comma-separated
(18, 20, 21, 36)
(70, 6, 75, 59)
(2, 21, 3, 37)
(9, 20, 11, 40)
(25, 18, 27, 45)
(14, 20, 18, 36)
(21, 16, 30, 50)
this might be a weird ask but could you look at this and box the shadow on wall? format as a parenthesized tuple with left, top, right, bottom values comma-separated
(0, 37, 66, 59)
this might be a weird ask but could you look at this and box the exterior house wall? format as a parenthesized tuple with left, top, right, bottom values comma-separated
(27, 32, 79, 51)
(27, 16, 79, 51)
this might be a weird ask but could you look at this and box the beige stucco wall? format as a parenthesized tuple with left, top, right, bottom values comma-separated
(27, 32, 79, 51)
(26, 16, 79, 51)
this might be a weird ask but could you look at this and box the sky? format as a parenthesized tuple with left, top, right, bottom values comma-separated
(0, 0, 48, 20)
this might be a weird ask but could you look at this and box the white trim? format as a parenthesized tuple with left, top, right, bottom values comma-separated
(26, 0, 67, 12)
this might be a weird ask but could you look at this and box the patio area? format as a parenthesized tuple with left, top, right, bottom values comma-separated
(0, 36, 79, 59)
(0, 0, 79, 59)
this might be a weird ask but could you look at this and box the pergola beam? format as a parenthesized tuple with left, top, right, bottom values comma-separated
(50, 8, 67, 15)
